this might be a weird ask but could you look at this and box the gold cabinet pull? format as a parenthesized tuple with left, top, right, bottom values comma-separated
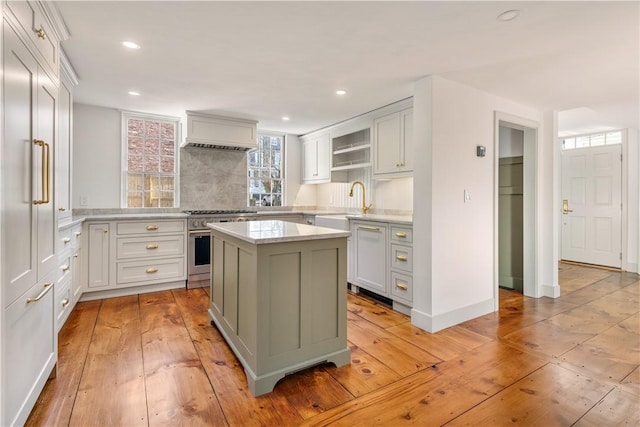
(146, 225, 159, 231)
(35, 27, 47, 40)
(146, 244, 158, 250)
(395, 283, 408, 291)
(75, 231, 82, 237)
(103, 228, 108, 234)
(395, 232, 407, 238)
(33, 139, 50, 205)
(62, 298, 70, 307)
(396, 255, 407, 262)
(61, 264, 70, 272)
(146, 267, 158, 274)
(26, 282, 53, 303)
(58, 207, 66, 212)
(358, 225, 380, 232)
(63, 237, 71, 244)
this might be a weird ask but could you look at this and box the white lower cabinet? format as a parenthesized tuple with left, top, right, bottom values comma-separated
(56, 222, 83, 331)
(351, 220, 413, 312)
(84, 218, 187, 298)
(4, 272, 57, 427)
(352, 221, 388, 295)
(87, 223, 110, 289)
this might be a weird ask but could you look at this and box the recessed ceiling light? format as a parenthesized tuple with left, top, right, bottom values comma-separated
(497, 10, 520, 22)
(122, 41, 140, 49)
(281, 116, 290, 121)
(128, 91, 140, 96)
(336, 90, 347, 96)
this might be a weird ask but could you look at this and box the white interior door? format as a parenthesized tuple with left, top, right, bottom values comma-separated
(561, 145, 622, 267)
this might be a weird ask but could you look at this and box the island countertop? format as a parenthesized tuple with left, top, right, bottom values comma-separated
(207, 220, 350, 244)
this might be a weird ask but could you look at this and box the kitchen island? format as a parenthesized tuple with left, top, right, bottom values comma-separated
(207, 220, 351, 396)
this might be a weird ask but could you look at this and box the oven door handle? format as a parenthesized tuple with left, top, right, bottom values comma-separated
(189, 230, 210, 235)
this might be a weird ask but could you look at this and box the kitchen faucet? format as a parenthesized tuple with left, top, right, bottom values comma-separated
(349, 181, 372, 214)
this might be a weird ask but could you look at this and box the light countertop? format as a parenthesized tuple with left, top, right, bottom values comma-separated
(208, 220, 351, 244)
(346, 213, 412, 225)
(81, 213, 188, 221)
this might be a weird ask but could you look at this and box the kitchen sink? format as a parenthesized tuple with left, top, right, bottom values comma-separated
(315, 214, 350, 231)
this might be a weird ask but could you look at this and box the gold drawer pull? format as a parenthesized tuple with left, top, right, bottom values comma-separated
(61, 265, 70, 272)
(146, 267, 158, 274)
(396, 255, 407, 262)
(26, 283, 53, 303)
(75, 231, 82, 237)
(395, 232, 407, 238)
(58, 207, 66, 212)
(146, 225, 159, 231)
(358, 225, 380, 232)
(35, 27, 47, 40)
(103, 228, 108, 234)
(146, 244, 158, 250)
(63, 237, 71, 244)
(62, 298, 70, 307)
(396, 283, 408, 291)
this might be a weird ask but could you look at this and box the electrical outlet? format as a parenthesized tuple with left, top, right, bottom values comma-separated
(79, 195, 88, 206)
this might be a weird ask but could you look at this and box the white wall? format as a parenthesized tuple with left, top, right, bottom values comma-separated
(499, 126, 524, 158)
(412, 75, 547, 332)
(73, 103, 122, 208)
(628, 128, 639, 272)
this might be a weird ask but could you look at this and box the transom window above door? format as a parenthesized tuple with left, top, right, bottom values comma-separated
(562, 130, 622, 150)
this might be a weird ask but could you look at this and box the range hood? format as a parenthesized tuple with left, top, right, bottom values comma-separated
(181, 111, 258, 151)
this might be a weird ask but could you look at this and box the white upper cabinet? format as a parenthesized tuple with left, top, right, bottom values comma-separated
(373, 107, 413, 177)
(301, 133, 331, 183)
(57, 53, 77, 224)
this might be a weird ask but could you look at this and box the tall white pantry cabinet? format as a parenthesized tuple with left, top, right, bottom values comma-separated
(1, 2, 69, 425)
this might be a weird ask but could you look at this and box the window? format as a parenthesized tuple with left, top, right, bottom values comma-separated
(562, 130, 623, 150)
(122, 112, 179, 207)
(248, 134, 284, 207)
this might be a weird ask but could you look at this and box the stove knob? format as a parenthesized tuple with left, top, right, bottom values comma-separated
(236, 217, 247, 222)
(191, 219, 199, 228)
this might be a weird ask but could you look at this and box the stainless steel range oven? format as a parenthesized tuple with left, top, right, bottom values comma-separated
(184, 210, 257, 288)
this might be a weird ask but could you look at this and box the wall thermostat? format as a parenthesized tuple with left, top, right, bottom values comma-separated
(476, 145, 486, 157)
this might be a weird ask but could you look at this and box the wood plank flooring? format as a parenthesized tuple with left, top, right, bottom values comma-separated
(26, 263, 639, 426)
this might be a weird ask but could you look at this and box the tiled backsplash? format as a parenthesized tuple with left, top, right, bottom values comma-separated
(179, 146, 248, 210)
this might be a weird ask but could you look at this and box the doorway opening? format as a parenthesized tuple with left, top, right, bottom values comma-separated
(494, 113, 538, 304)
(498, 126, 524, 292)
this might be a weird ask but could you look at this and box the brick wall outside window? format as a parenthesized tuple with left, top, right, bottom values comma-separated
(124, 114, 178, 207)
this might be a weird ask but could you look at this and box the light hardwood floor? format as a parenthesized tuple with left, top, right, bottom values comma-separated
(26, 263, 639, 426)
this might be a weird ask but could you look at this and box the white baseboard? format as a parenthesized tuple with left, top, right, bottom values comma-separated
(410, 298, 495, 333)
(542, 284, 561, 298)
(79, 280, 185, 301)
(626, 262, 638, 273)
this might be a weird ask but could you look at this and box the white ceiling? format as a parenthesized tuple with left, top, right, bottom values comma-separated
(55, 1, 639, 136)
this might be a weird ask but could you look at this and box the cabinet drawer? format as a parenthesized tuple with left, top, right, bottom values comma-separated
(55, 276, 72, 331)
(58, 253, 72, 283)
(116, 257, 185, 285)
(116, 235, 185, 260)
(58, 226, 74, 254)
(390, 226, 412, 244)
(390, 244, 413, 273)
(72, 224, 83, 247)
(116, 220, 185, 235)
(6, 1, 59, 77)
(390, 272, 412, 305)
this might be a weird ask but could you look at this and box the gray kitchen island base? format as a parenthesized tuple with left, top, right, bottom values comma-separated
(209, 313, 351, 396)
(207, 220, 351, 396)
